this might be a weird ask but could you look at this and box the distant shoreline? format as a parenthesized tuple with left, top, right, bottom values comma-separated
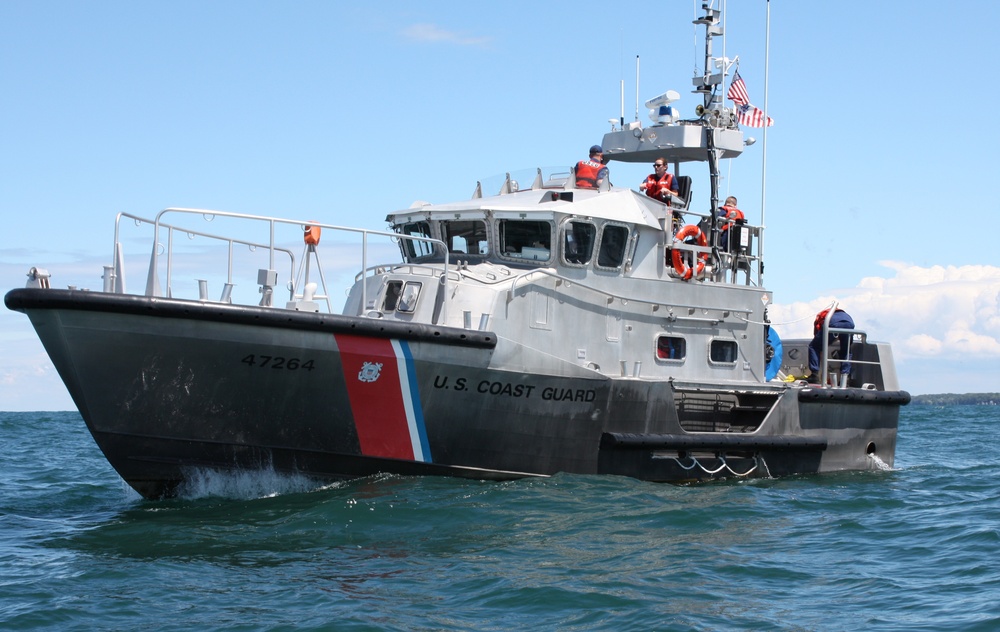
(910, 393, 1000, 406)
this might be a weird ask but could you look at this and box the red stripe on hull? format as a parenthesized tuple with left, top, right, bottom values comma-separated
(336, 334, 415, 460)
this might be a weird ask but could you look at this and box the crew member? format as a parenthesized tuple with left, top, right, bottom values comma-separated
(808, 307, 855, 384)
(640, 158, 678, 202)
(718, 195, 745, 251)
(575, 145, 609, 189)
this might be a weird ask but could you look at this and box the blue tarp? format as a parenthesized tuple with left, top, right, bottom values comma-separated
(766, 327, 783, 381)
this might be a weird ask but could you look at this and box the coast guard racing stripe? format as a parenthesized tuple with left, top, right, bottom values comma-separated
(335, 334, 431, 462)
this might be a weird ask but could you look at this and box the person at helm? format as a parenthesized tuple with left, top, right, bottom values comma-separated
(640, 158, 679, 203)
(575, 145, 609, 189)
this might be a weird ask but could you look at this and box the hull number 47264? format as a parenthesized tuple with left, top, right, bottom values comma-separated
(241, 354, 315, 371)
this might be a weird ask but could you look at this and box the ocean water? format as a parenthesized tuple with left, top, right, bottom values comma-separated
(1, 407, 998, 631)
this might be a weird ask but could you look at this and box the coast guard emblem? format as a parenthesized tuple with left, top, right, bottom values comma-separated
(358, 361, 383, 383)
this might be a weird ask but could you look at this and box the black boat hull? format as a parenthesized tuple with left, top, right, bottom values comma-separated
(7, 288, 907, 498)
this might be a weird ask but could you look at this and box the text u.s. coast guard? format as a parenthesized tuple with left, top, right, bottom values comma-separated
(433, 375, 595, 402)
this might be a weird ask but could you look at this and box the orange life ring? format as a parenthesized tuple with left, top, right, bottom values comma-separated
(304, 223, 321, 245)
(671, 224, 708, 280)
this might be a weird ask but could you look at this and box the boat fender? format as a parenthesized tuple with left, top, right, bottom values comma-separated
(765, 327, 782, 381)
(671, 224, 708, 280)
(304, 223, 322, 245)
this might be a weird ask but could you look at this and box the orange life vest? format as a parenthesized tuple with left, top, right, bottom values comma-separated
(575, 160, 605, 188)
(642, 172, 676, 201)
(813, 308, 846, 334)
(719, 205, 744, 231)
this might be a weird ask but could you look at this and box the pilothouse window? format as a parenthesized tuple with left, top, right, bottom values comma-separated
(499, 220, 551, 262)
(597, 224, 629, 268)
(443, 220, 489, 255)
(564, 221, 596, 265)
(398, 222, 433, 260)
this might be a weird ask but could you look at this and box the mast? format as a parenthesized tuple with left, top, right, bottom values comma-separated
(693, 2, 725, 269)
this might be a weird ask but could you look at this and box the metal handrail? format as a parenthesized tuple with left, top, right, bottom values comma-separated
(669, 215, 763, 287)
(821, 329, 881, 381)
(506, 266, 753, 319)
(113, 211, 298, 300)
(818, 304, 880, 387)
(119, 208, 450, 320)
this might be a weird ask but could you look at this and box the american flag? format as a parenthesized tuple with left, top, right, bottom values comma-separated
(727, 71, 750, 105)
(736, 103, 774, 128)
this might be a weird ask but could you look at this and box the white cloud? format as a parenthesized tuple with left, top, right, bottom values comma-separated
(401, 23, 492, 47)
(903, 333, 943, 356)
(771, 261, 1000, 360)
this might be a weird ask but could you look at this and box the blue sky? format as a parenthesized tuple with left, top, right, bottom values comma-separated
(2, 1, 999, 410)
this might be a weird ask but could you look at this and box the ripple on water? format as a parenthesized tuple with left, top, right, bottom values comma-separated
(2, 408, 1000, 630)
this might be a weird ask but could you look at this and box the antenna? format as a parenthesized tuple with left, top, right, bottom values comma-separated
(620, 80, 625, 129)
(635, 55, 640, 121)
(759, 0, 771, 284)
(619, 30, 625, 129)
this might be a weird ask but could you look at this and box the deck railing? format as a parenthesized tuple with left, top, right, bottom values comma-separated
(667, 209, 763, 287)
(816, 303, 885, 388)
(109, 208, 448, 320)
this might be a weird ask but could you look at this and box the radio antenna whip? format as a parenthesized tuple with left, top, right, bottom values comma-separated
(635, 56, 641, 122)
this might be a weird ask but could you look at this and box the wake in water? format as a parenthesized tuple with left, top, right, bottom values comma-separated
(175, 466, 334, 500)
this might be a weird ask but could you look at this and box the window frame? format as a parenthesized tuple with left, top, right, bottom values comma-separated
(382, 280, 404, 312)
(396, 221, 435, 261)
(396, 281, 423, 313)
(561, 219, 597, 267)
(441, 219, 490, 257)
(497, 219, 554, 264)
(655, 334, 687, 363)
(708, 338, 739, 365)
(595, 222, 631, 270)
